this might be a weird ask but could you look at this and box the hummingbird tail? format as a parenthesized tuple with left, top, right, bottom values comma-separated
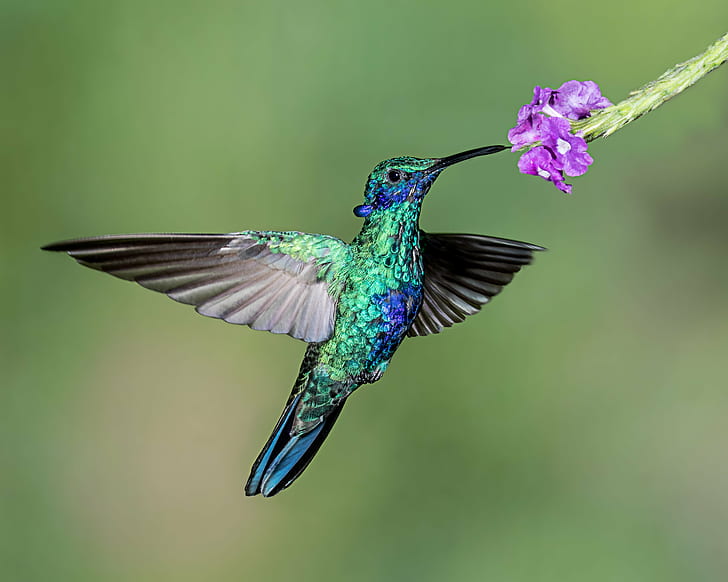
(245, 392, 345, 497)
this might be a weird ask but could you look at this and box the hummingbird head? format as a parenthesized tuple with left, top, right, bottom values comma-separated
(354, 145, 507, 218)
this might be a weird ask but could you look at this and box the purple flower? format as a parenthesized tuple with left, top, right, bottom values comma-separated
(551, 80, 612, 120)
(529, 85, 554, 110)
(508, 80, 611, 192)
(507, 105, 544, 150)
(526, 81, 612, 120)
(540, 117, 593, 177)
(517, 146, 572, 194)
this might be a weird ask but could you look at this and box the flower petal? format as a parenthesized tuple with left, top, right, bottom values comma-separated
(517, 146, 572, 193)
(540, 117, 593, 177)
(552, 80, 613, 119)
(507, 108, 544, 150)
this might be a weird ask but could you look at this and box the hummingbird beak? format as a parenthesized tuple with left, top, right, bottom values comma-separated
(426, 145, 508, 174)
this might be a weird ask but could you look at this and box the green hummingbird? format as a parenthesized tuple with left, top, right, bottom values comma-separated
(43, 144, 544, 497)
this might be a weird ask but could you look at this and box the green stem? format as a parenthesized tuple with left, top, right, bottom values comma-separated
(572, 32, 728, 141)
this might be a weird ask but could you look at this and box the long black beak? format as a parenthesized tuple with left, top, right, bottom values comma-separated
(427, 144, 508, 174)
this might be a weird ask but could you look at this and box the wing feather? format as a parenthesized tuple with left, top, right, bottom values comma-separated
(408, 232, 544, 337)
(43, 232, 349, 342)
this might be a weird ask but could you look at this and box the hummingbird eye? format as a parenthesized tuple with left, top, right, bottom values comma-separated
(386, 169, 404, 184)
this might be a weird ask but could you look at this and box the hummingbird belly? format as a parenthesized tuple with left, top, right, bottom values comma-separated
(292, 261, 424, 430)
(321, 279, 423, 385)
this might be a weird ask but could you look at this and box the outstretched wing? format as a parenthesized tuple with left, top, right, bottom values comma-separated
(408, 232, 544, 337)
(43, 231, 350, 343)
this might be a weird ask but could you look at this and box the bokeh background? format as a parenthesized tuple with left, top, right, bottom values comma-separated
(3, 1, 728, 580)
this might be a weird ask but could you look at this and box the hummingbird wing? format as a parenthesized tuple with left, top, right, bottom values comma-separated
(408, 232, 544, 337)
(43, 231, 350, 343)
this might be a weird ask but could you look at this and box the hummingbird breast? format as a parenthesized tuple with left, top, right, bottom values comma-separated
(322, 221, 425, 385)
(332, 267, 423, 384)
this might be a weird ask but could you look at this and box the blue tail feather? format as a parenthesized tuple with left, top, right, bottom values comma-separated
(245, 394, 344, 497)
(245, 393, 302, 495)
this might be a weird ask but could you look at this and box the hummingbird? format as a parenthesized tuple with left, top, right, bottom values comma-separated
(43, 144, 544, 497)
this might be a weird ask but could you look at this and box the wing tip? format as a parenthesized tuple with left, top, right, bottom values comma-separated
(41, 241, 69, 252)
(489, 239, 547, 253)
(42, 233, 237, 253)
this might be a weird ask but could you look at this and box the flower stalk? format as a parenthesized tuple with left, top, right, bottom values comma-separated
(572, 32, 728, 141)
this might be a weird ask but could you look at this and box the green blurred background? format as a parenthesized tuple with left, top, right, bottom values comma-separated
(3, 1, 728, 580)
